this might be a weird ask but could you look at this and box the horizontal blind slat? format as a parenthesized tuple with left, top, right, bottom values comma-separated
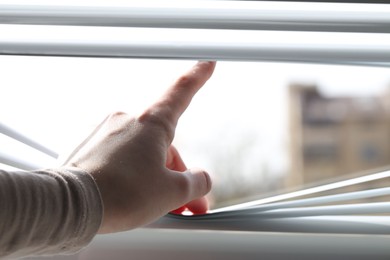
(0, 1, 390, 33)
(1, 26, 390, 66)
(0, 122, 58, 158)
(0, 151, 42, 170)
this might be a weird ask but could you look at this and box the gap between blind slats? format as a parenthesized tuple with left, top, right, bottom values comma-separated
(0, 1, 390, 33)
(206, 187, 390, 217)
(212, 170, 390, 212)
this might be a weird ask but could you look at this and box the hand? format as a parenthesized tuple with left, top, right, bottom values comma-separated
(64, 61, 216, 234)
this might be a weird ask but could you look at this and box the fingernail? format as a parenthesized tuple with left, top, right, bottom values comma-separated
(198, 60, 215, 65)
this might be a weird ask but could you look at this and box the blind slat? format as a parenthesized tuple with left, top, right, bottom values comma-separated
(0, 1, 390, 33)
(152, 215, 390, 234)
(203, 187, 390, 218)
(252, 202, 390, 218)
(0, 151, 42, 170)
(0, 122, 58, 158)
(213, 169, 390, 212)
(1, 26, 390, 66)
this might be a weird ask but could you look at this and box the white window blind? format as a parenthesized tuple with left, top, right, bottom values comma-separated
(1, 1, 390, 32)
(0, 122, 57, 170)
(0, 1, 390, 66)
(2, 1, 390, 259)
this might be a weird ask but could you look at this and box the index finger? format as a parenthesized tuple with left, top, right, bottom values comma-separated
(152, 61, 216, 126)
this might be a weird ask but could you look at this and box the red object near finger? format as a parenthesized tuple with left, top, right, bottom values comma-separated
(170, 205, 186, 215)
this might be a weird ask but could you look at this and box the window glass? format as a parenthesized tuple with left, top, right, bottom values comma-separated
(1, 56, 390, 208)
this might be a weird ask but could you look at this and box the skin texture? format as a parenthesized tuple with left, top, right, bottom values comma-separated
(64, 61, 216, 234)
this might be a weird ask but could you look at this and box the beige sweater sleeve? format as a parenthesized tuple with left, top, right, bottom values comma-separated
(0, 167, 103, 259)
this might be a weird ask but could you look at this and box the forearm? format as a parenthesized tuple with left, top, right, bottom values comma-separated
(0, 167, 103, 259)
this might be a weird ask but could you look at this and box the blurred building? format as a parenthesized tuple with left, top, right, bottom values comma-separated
(288, 84, 390, 193)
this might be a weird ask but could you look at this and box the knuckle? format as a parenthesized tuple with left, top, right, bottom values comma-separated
(137, 109, 175, 141)
(105, 111, 134, 135)
(176, 75, 191, 86)
(138, 108, 164, 125)
(107, 111, 127, 120)
(194, 170, 211, 194)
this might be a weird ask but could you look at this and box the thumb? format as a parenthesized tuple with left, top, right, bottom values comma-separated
(170, 168, 212, 207)
(184, 168, 212, 201)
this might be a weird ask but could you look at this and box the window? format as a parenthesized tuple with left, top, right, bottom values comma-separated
(2, 1, 390, 259)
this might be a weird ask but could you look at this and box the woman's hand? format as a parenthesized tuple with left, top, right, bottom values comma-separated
(64, 61, 216, 234)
